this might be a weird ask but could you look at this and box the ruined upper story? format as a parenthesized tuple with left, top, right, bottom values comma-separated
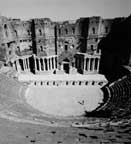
(0, 15, 126, 62)
(0, 15, 126, 44)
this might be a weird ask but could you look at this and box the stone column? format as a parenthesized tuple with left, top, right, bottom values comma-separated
(84, 58, 86, 71)
(49, 58, 51, 70)
(24, 59, 28, 71)
(26, 58, 29, 69)
(14, 61, 18, 71)
(38, 58, 41, 71)
(46, 58, 48, 71)
(43, 58, 45, 71)
(16, 60, 21, 72)
(54, 56, 56, 69)
(22, 59, 25, 71)
(47, 58, 49, 70)
(97, 58, 100, 72)
(12, 61, 16, 69)
(49, 58, 52, 70)
(27, 58, 30, 71)
(34, 56, 37, 72)
(25, 58, 28, 71)
(93, 58, 95, 72)
(88, 58, 91, 71)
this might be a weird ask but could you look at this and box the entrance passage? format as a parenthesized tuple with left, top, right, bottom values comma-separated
(63, 58, 70, 74)
(63, 62, 69, 74)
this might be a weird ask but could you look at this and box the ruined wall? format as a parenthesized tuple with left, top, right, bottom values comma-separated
(33, 18, 55, 56)
(0, 17, 17, 61)
(11, 20, 33, 56)
(0, 15, 127, 66)
(56, 20, 79, 55)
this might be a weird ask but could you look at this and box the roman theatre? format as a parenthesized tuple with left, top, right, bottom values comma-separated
(8, 51, 107, 117)
(0, 49, 131, 127)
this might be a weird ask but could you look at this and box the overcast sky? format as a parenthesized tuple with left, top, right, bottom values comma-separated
(0, 0, 130, 20)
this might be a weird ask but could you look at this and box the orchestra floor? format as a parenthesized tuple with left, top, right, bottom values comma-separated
(26, 86, 103, 117)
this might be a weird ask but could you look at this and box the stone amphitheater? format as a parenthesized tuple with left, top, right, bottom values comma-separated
(0, 15, 131, 144)
(0, 64, 131, 143)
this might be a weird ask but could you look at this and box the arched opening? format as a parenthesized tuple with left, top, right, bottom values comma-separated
(91, 45, 94, 51)
(40, 46, 43, 51)
(85, 81, 88, 85)
(65, 28, 68, 35)
(39, 29, 42, 36)
(79, 81, 82, 85)
(53, 81, 55, 85)
(72, 27, 75, 34)
(4, 24, 8, 37)
(27, 30, 30, 35)
(92, 27, 95, 34)
(72, 81, 75, 85)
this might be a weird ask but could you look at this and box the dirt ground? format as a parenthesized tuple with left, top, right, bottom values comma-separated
(0, 117, 131, 144)
(26, 86, 103, 117)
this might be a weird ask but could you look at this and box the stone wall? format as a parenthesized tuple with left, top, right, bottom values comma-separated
(0, 15, 127, 65)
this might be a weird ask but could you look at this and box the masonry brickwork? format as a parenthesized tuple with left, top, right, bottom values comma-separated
(0, 16, 125, 63)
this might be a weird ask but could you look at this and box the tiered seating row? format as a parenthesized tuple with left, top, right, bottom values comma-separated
(100, 74, 131, 116)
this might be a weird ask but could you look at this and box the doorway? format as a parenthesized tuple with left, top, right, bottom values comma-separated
(63, 58, 70, 74)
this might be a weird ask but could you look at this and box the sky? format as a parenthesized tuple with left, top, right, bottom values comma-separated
(0, 0, 130, 21)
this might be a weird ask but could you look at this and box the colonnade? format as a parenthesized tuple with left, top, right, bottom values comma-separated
(34, 55, 57, 72)
(11, 56, 31, 72)
(83, 56, 100, 72)
(10, 53, 100, 74)
(10, 55, 58, 73)
(75, 53, 100, 73)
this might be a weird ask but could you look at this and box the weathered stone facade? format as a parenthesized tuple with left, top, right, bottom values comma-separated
(0, 15, 123, 64)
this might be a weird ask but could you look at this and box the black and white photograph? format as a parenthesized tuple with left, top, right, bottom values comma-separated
(0, 0, 130, 143)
